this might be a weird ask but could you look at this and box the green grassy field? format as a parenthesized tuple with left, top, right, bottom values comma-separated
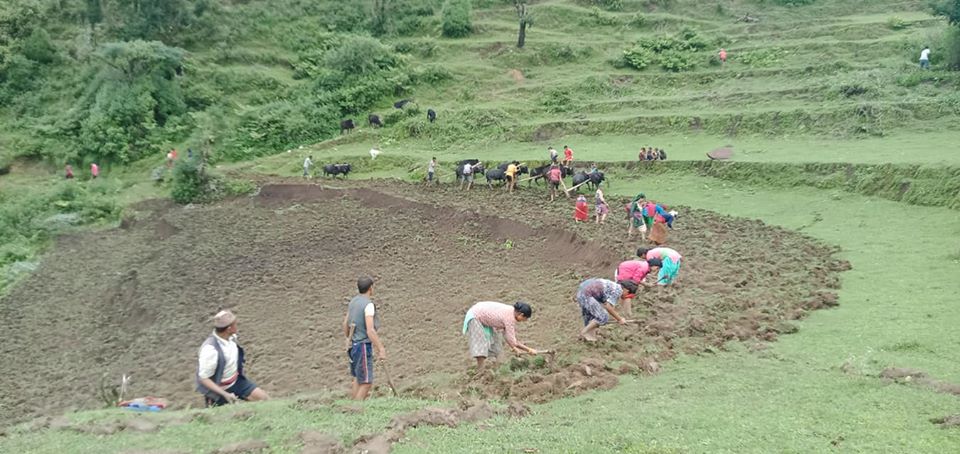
(2, 0, 960, 452)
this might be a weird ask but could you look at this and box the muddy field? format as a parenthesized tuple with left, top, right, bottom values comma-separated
(0, 180, 848, 424)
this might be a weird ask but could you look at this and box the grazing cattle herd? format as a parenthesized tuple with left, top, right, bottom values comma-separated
(320, 102, 668, 197)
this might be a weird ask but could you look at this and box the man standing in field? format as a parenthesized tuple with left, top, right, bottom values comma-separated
(549, 146, 559, 163)
(460, 161, 479, 191)
(547, 164, 563, 201)
(505, 161, 520, 193)
(920, 46, 931, 69)
(196, 310, 270, 407)
(462, 301, 540, 371)
(303, 155, 313, 179)
(343, 276, 386, 400)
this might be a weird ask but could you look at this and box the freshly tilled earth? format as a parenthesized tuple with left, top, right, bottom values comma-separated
(0, 180, 847, 424)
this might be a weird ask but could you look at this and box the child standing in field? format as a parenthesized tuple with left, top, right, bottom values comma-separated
(574, 195, 589, 222)
(719, 48, 727, 65)
(427, 157, 437, 184)
(90, 163, 99, 179)
(595, 188, 609, 224)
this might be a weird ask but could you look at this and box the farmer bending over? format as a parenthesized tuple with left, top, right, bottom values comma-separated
(575, 278, 638, 342)
(613, 258, 661, 316)
(638, 247, 683, 285)
(343, 276, 386, 400)
(196, 310, 269, 407)
(463, 301, 539, 372)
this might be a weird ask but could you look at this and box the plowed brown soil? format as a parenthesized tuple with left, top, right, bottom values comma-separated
(0, 180, 847, 424)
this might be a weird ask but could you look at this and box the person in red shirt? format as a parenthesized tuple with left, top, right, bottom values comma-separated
(65, 164, 74, 179)
(547, 164, 563, 201)
(563, 145, 574, 166)
(574, 195, 589, 222)
(719, 48, 727, 65)
(90, 163, 99, 179)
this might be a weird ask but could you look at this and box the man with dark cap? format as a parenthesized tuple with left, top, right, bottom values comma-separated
(196, 310, 269, 406)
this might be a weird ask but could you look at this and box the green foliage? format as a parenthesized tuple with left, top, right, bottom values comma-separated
(770, 0, 816, 5)
(441, 0, 473, 38)
(622, 46, 654, 69)
(20, 28, 57, 64)
(735, 47, 785, 66)
(171, 157, 216, 203)
(68, 40, 187, 164)
(945, 26, 960, 69)
(394, 39, 438, 58)
(930, 0, 960, 25)
(579, 0, 624, 12)
(886, 16, 909, 30)
(106, 0, 220, 46)
(540, 87, 574, 113)
(659, 50, 696, 72)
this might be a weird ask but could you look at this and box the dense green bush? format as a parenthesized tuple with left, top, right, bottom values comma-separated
(21, 28, 58, 63)
(659, 50, 696, 72)
(947, 26, 960, 70)
(622, 47, 654, 69)
(578, 0, 624, 10)
(442, 0, 473, 38)
(171, 157, 215, 203)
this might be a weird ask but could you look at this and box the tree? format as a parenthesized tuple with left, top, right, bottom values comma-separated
(515, 1, 533, 48)
(371, 0, 390, 36)
(931, 0, 960, 25)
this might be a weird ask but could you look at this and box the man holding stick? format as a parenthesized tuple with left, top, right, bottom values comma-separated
(343, 276, 386, 400)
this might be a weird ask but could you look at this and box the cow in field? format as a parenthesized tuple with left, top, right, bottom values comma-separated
(340, 119, 355, 134)
(427, 109, 436, 123)
(369, 114, 383, 127)
(394, 99, 413, 109)
(323, 163, 352, 178)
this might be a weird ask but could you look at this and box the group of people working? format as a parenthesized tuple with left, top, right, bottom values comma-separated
(638, 147, 667, 161)
(196, 241, 683, 405)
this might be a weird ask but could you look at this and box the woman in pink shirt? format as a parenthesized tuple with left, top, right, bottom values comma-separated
(462, 301, 540, 371)
(613, 258, 661, 315)
(90, 163, 99, 179)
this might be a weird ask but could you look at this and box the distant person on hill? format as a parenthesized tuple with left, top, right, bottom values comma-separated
(646, 149, 655, 161)
(920, 46, 931, 69)
(166, 151, 174, 168)
(547, 164, 562, 201)
(638, 147, 647, 161)
(343, 276, 386, 401)
(196, 310, 270, 407)
(575, 278, 638, 342)
(303, 156, 313, 179)
(638, 247, 683, 285)
(563, 145, 574, 166)
(427, 157, 437, 184)
(65, 164, 74, 179)
(462, 301, 540, 372)
(595, 187, 609, 224)
(719, 48, 728, 65)
(460, 161, 479, 191)
(574, 194, 589, 222)
(549, 146, 558, 163)
(659, 148, 667, 160)
(90, 163, 99, 179)
(187, 148, 194, 160)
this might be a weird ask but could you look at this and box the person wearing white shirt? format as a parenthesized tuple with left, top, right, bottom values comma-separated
(920, 46, 931, 69)
(303, 156, 313, 178)
(195, 310, 269, 406)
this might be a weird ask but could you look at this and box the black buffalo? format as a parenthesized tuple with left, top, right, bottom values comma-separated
(394, 99, 413, 109)
(340, 119, 355, 134)
(529, 164, 572, 185)
(323, 163, 352, 178)
(455, 159, 483, 180)
(427, 109, 436, 123)
(369, 115, 383, 127)
(588, 171, 605, 189)
(485, 168, 507, 187)
(571, 171, 590, 191)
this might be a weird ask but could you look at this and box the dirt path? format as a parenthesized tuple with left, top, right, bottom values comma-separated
(0, 181, 847, 424)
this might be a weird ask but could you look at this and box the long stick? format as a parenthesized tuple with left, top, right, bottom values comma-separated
(564, 180, 590, 197)
(382, 360, 400, 397)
